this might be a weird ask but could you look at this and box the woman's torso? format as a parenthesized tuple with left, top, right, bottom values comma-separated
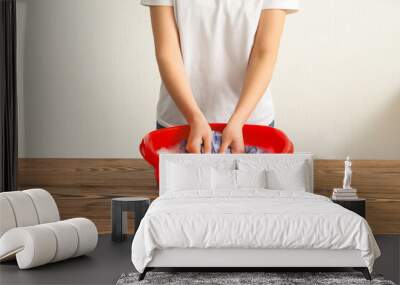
(157, 0, 275, 127)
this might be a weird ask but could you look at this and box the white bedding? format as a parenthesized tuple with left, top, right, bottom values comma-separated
(131, 190, 380, 273)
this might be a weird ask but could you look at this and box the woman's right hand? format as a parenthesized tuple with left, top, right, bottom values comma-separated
(186, 114, 212, 154)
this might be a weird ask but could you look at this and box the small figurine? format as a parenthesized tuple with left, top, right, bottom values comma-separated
(343, 156, 352, 190)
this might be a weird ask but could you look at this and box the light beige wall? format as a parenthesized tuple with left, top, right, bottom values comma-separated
(17, 0, 400, 159)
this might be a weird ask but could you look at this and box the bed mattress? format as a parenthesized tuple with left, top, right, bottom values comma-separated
(131, 190, 380, 273)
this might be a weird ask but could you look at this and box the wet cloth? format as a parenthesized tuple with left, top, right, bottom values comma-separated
(157, 131, 266, 154)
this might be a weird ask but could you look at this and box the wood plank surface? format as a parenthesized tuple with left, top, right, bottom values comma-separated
(17, 159, 158, 234)
(314, 160, 400, 234)
(17, 158, 400, 234)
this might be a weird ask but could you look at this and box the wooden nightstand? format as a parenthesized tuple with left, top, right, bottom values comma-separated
(332, 198, 366, 218)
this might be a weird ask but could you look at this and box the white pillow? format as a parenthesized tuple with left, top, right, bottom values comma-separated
(166, 162, 212, 191)
(266, 162, 307, 191)
(237, 169, 267, 189)
(212, 168, 237, 190)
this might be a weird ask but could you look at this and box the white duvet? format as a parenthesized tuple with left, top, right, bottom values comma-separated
(131, 190, 380, 273)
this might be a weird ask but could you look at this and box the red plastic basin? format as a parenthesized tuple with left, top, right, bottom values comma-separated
(139, 123, 294, 182)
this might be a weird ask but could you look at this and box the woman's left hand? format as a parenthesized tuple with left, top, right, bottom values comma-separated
(219, 122, 245, 154)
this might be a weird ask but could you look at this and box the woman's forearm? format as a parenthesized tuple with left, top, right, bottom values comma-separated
(229, 50, 277, 126)
(150, 7, 202, 124)
(155, 51, 203, 124)
(229, 10, 287, 126)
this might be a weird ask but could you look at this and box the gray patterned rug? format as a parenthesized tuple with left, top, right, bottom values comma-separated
(116, 272, 396, 285)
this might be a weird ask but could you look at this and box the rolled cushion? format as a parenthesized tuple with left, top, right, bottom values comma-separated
(42, 221, 79, 262)
(0, 226, 57, 268)
(0, 189, 59, 239)
(23, 189, 60, 223)
(64, 218, 98, 257)
(0, 191, 39, 227)
(0, 218, 98, 269)
(0, 196, 17, 237)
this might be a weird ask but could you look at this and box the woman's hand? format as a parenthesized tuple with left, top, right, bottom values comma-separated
(219, 122, 245, 154)
(186, 114, 212, 154)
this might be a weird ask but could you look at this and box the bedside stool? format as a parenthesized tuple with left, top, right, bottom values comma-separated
(332, 198, 366, 218)
(111, 197, 150, 242)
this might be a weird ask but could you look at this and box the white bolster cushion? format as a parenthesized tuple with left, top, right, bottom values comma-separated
(0, 226, 57, 268)
(64, 218, 98, 257)
(0, 196, 17, 237)
(0, 191, 39, 227)
(0, 218, 98, 269)
(42, 221, 79, 262)
(23, 189, 60, 223)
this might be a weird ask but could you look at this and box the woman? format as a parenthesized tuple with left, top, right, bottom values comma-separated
(142, 0, 299, 153)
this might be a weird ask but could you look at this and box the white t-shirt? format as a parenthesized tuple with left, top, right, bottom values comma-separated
(142, 0, 300, 127)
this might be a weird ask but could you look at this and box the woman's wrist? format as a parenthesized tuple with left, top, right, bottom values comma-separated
(228, 112, 246, 128)
(186, 109, 207, 126)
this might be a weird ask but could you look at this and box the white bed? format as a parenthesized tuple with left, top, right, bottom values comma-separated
(131, 154, 380, 280)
